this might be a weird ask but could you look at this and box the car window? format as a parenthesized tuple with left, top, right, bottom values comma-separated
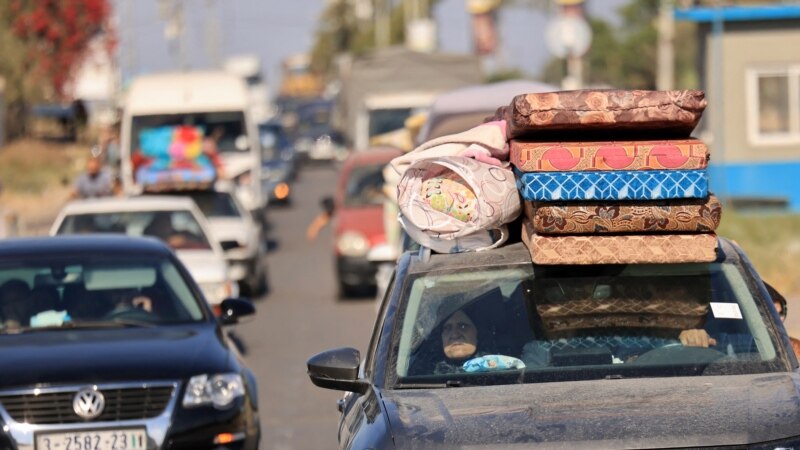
(390, 261, 785, 387)
(58, 210, 213, 250)
(190, 192, 242, 218)
(344, 164, 386, 207)
(0, 255, 205, 333)
(131, 112, 247, 154)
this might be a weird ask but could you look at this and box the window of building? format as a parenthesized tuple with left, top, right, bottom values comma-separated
(747, 67, 800, 145)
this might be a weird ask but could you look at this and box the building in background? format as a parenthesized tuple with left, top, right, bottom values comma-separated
(676, 4, 800, 211)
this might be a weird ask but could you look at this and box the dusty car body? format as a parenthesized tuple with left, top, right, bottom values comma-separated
(308, 239, 800, 449)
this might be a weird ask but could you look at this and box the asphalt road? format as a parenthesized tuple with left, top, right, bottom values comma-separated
(236, 163, 379, 450)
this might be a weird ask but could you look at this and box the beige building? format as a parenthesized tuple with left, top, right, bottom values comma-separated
(677, 5, 800, 210)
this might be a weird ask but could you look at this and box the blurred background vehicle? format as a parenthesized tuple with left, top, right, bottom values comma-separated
(187, 186, 269, 296)
(0, 235, 260, 450)
(326, 147, 403, 297)
(333, 47, 483, 151)
(119, 71, 266, 217)
(49, 195, 238, 313)
(415, 79, 559, 142)
(223, 54, 275, 125)
(292, 99, 348, 163)
(258, 120, 296, 204)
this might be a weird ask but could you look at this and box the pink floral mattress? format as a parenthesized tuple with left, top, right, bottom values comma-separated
(510, 139, 709, 172)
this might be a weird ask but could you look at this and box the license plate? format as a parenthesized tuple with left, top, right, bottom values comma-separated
(35, 428, 147, 450)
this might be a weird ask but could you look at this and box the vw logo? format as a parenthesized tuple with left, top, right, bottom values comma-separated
(73, 387, 105, 420)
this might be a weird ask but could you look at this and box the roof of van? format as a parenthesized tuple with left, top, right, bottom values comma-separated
(124, 71, 249, 115)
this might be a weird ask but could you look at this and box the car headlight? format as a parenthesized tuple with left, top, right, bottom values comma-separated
(183, 373, 245, 409)
(336, 231, 370, 257)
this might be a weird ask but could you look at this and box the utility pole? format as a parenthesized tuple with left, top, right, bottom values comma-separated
(375, 0, 391, 49)
(159, 0, 187, 70)
(657, 0, 675, 90)
(205, 0, 222, 68)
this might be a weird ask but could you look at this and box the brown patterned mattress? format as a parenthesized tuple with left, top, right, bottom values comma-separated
(505, 90, 707, 139)
(540, 314, 706, 333)
(510, 139, 709, 172)
(533, 277, 710, 332)
(521, 221, 718, 264)
(523, 195, 722, 234)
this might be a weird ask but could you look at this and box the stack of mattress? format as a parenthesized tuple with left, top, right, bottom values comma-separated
(506, 89, 721, 265)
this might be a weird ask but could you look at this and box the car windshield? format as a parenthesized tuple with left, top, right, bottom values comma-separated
(390, 261, 786, 387)
(131, 112, 248, 154)
(258, 123, 291, 161)
(189, 192, 242, 219)
(369, 108, 413, 137)
(58, 210, 213, 251)
(0, 255, 205, 333)
(345, 163, 386, 207)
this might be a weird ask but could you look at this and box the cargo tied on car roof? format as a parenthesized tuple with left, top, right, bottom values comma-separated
(306, 88, 800, 449)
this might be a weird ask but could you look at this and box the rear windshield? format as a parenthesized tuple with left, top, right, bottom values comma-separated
(58, 210, 212, 251)
(344, 164, 386, 207)
(390, 261, 786, 387)
(189, 192, 242, 218)
(131, 112, 247, 155)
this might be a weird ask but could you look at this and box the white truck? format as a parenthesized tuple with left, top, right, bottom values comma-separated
(120, 71, 265, 215)
(223, 54, 274, 124)
(335, 47, 483, 151)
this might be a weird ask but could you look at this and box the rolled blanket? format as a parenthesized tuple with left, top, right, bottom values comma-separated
(523, 195, 722, 234)
(397, 156, 520, 252)
(505, 89, 707, 139)
(389, 120, 509, 178)
(510, 139, 709, 172)
(521, 221, 718, 265)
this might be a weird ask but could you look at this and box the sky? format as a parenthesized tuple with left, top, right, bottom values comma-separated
(114, 0, 627, 96)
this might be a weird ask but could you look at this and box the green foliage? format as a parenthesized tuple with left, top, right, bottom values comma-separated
(486, 68, 527, 83)
(717, 210, 800, 299)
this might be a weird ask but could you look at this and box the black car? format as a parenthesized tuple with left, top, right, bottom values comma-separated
(0, 236, 260, 450)
(308, 239, 800, 449)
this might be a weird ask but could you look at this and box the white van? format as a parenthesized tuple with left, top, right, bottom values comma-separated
(120, 71, 265, 214)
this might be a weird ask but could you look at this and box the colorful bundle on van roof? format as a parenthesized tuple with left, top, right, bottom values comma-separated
(135, 125, 218, 192)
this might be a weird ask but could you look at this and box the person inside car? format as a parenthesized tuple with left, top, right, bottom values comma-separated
(679, 283, 800, 358)
(143, 213, 204, 249)
(432, 309, 486, 374)
(0, 279, 30, 329)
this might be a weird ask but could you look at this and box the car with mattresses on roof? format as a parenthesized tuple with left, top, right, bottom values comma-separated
(307, 237, 800, 449)
(307, 88, 800, 448)
(0, 235, 260, 450)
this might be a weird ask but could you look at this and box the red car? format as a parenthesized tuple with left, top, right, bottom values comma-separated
(331, 147, 403, 296)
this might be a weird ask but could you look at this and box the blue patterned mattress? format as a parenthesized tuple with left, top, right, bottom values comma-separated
(515, 169, 708, 201)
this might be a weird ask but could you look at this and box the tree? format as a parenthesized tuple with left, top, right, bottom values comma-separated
(5, 0, 113, 100)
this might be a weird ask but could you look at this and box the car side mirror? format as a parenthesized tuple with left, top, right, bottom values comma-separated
(219, 297, 256, 325)
(764, 281, 788, 321)
(307, 347, 369, 394)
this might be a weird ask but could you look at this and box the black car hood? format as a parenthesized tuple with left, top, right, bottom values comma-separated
(382, 373, 800, 449)
(0, 324, 232, 388)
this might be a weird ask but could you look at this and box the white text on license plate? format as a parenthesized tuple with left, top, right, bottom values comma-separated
(36, 428, 147, 450)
